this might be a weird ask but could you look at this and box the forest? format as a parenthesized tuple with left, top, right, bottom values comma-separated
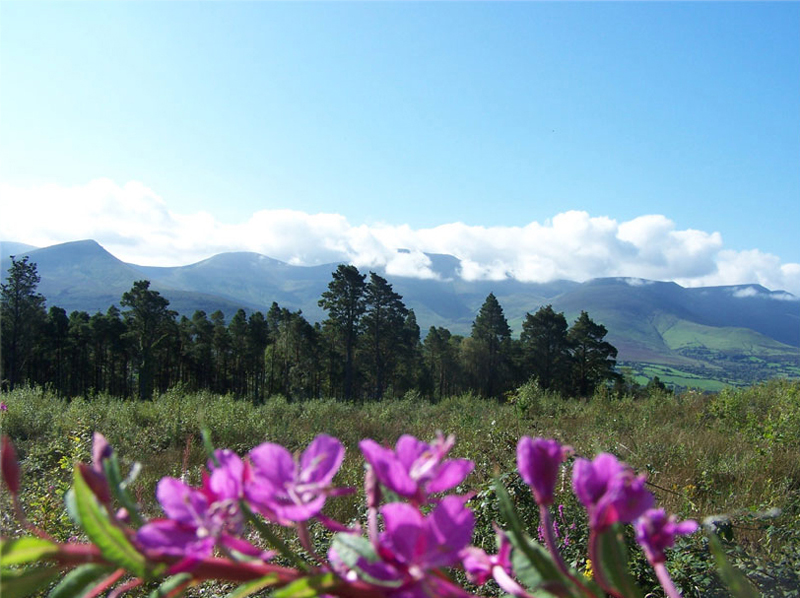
(1, 257, 624, 402)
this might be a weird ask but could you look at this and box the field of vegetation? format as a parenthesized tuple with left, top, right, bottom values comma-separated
(2, 379, 799, 596)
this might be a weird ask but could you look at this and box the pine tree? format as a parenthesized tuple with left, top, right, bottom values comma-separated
(470, 293, 513, 397)
(568, 311, 620, 396)
(1, 256, 47, 389)
(361, 272, 408, 399)
(520, 305, 571, 393)
(318, 265, 366, 400)
(423, 326, 459, 399)
(120, 280, 175, 400)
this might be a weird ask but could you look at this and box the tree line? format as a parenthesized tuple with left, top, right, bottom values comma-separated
(1, 257, 620, 401)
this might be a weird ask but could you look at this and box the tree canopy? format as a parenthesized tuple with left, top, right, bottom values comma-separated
(2, 260, 624, 401)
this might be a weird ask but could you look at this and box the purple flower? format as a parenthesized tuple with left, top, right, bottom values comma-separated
(460, 526, 512, 586)
(516, 437, 571, 506)
(0, 402, 7, 412)
(91, 432, 113, 474)
(634, 509, 698, 564)
(359, 432, 474, 503)
(331, 496, 475, 598)
(137, 449, 251, 559)
(246, 434, 345, 523)
(572, 452, 654, 531)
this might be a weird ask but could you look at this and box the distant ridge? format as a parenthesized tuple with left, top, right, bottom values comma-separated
(2, 239, 798, 387)
(1, 241, 39, 257)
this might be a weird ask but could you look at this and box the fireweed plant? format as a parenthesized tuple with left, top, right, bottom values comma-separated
(0, 432, 757, 598)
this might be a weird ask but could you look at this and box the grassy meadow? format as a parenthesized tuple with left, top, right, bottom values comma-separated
(2, 380, 799, 596)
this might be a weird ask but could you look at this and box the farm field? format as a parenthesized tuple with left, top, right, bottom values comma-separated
(2, 380, 799, 596)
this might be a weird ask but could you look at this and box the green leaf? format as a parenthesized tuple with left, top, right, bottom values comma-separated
(224, 574, 280, 598)
(0, 536, 59, 566)
(49, 564, 115, 598)
(0, 565, 62, 598)
(103, 454, 145, 528)
(494, 480, 571, 593)
(707, 531, 760, 598)
(65, 488, 81, 526)
(73, 466, 148, 578)
(148, 573, 194, 598)
(595, 525, 642, 598)
(273, 573, 338, 598)
(329, 533, 403, 589)
(201, 429, 220, 467)
(329, 533, 378, 568)
(510, 539, 557, 594)
(494, 477, 528, 540)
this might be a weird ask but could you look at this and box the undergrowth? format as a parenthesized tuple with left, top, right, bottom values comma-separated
(1, 379, 798, 596)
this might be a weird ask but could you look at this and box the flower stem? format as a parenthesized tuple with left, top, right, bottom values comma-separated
(493, 564, 535, 598)
(540, 505, 600, 598)
(297, 521, 326, 567)
(654, 562, 684, 598)
(588, 528, 626, 598)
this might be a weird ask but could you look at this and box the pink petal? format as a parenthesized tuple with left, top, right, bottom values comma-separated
(425, 496, 474, 568)
(360, 439, 417, 497)
(395, 435, 429, 471)
(249, 442, 295, 485)
(381, 502, 426, 564)
(426, 459, 474, 494)
(300, 435, 344, 485)
(137, 520, 214, 558)
(209, 449, 244, 500)
(156, 477, 208, 525)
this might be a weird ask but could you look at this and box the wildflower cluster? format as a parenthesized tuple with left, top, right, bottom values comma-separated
(0, 431, 752, 598)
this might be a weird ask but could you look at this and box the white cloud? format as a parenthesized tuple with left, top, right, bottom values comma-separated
(623, 278, 655, 287)
(731, 286, 760, 298)
(1, 178, 798, 296)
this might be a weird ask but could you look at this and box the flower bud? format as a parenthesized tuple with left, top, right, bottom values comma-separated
(78, 462, 112, 505)
(92, 432, 113, 475)
(635, 508, 698, 564)
(517, 437, 571, 506)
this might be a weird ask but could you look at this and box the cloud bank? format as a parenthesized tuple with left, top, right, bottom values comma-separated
(2, 178, 799, 296)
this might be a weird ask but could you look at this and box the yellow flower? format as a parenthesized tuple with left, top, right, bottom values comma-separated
(583, 558, 593, 580)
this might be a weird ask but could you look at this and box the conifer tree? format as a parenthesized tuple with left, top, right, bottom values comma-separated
(1, 256, 46, 390)
(520, 305, 571, 393)
(120, 280, 175, 400)
(318, 265, 366, 400)
(568, 311, 620, 396)
(361, 272, 408, 399)
(470, 293, 513, 397)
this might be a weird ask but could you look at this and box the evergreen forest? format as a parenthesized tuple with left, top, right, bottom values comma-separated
(1, 257, 623, 402)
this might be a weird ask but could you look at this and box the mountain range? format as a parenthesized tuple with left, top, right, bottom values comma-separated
(2, 239, 798, 389)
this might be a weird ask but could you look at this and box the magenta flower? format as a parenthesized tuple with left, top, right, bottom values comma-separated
(0, 401, 7, 412)
(245, 434, 345, 524)
(635, 509, 698, 565)
(331, 496, 475, 598)
(516, 437, 572, 506)
(137, 449, 252, 559)
(572, 452, 654, 531)
(359, 432, 474, 503)
(91, 432, 113, 472)
(460, 526, 512, 586)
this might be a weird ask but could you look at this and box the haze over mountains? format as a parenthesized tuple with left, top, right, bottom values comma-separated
(2, 239, 798, 386)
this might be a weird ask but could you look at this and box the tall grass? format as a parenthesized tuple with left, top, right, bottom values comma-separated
(2, 380, 799, 595)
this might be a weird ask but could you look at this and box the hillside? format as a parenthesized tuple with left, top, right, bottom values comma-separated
(2, 239, 798, 388)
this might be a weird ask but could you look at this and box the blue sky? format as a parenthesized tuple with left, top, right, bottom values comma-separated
(1, 2, 799, 294)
